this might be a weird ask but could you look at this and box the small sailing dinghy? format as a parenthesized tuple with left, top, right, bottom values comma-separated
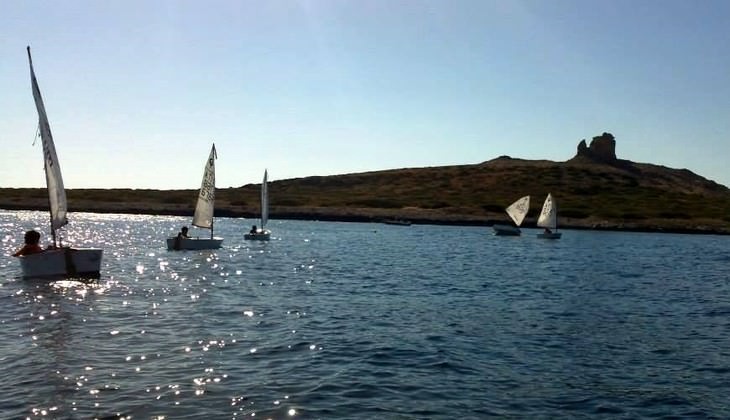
(536, 193, 562, 239)
(167, 144, 224, 250)
(244, 169, 271, 240)
(382, 219, 412, 226)
(493, 195, 530, 236)
(17, 47, 103, 278)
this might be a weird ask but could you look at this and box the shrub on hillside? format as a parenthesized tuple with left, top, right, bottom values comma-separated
(560, 209, 590, 219)
(621, 213, 647, 220)
(481, 204, 505, 213)
(346, 198, 402, 208)
(658, 211, 692, 219)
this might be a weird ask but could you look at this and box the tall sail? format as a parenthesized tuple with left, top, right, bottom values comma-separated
(537, 193, 557, 230)
(192, 144, 217, 229)
(261, 169, 268, 229)
(505, 195, 530, 227)
(27, 47, 68, 233)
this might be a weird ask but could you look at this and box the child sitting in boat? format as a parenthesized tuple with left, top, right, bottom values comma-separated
(173, 226, 190, 250)
(12, 230, 44, 257)
(177, 226, 190, 239)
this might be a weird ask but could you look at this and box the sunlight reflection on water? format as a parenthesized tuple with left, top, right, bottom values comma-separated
(0, 211, 729, 418)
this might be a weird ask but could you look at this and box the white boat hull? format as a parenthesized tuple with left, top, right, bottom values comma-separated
(18, 248, 103, 278)
(493, 224, 521, 236)
(537, 232, 562, 239)
(166, 237, 223, 250)
(244, 230, 271, 241)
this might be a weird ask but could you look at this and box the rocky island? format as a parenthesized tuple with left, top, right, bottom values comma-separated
(2, 132, 729, 234)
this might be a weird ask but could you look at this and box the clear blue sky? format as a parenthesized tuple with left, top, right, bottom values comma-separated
(1, 0, 729, 190)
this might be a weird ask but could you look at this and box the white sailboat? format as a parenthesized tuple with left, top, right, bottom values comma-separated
(536, 193, 562, 239)
(244, 169, 271, 240)
(493, 195, 530, 236)
(166, 144, 224, 250)
(17, 47, 103, 278)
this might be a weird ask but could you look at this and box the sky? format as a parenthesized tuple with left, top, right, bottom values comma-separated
(1, 0, 729, 190)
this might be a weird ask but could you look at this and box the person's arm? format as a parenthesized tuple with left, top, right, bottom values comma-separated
(12, 245, 27, 257)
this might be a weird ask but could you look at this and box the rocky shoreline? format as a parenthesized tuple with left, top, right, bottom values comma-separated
(2, 203, 728, 236)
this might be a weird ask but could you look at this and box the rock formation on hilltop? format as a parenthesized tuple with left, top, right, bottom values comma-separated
(574, 132, 617, 163)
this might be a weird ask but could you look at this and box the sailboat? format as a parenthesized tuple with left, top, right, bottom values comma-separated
(244, 169, 271, 240)
(493, 195, 530, 236)
(17, 47, 103, 278)
(536, 193, 562, 239)
(166, 144, 224, 250)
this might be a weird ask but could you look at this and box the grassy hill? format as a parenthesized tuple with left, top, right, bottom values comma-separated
(2, 134, 730, 234)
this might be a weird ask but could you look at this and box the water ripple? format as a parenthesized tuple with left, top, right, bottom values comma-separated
(1, 211, 730, 418)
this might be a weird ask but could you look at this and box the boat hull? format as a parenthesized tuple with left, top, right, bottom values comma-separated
(537, 232, 562, 239)
(493, 224, 521, 236)
(18, 248, 103, 278)
(244, 230, 271, 241)
(166, 237, 223, 250)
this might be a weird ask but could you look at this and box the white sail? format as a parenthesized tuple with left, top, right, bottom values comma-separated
(537, 193, 558, 230)
(192, 144, 217, 230)
(505, 195, 530, 227)
(261, 169, 268, 229)
(244, 169, 271, 241)
(27, 47, 68, 233)
(261, 169, 269, 230)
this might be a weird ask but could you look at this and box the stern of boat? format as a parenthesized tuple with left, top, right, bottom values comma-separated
(536, 232, 562, 239)
(19, 248, 103, 278)
(244, 230, 271, 241)
(167, 237, 224, 250)
(493, 224, 521, 236)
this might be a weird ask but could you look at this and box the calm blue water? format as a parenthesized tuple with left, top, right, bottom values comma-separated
(1, 210, 729, 419)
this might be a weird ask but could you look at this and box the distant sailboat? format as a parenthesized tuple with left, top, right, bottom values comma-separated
(382, 219, 411, 226)
(17, 47, 103, 278)
(536, 193, 562, 239)
(493, 195, 530, 236)
(166, 144, 224, 250)
(244, 169, 271, 240)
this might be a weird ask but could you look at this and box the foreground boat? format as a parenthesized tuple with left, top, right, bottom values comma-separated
(17, 47, 103, 278)
(167, 144, 224, 250)
(244, 169, 271, 240)
(493, 195, 530, 236)
(19, 248, 103, 278)
(536, 193, 562, 239)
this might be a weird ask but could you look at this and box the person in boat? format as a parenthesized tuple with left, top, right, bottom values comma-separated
(173, 226, 189, 250)
(12, 230, 44, 257)
(249, 225, 257, 234)
(178, 226, 190, 238)
(544, 228, 552, 234)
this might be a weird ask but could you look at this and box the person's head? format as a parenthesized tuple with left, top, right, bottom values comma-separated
(24, 230, 41, 245)
(181, 226, 188, 234)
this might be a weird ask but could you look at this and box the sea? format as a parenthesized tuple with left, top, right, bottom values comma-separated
(0, 210, 729, 419)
